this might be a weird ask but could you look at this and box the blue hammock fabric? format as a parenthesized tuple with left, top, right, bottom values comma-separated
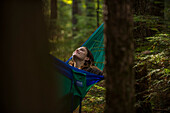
(53, 56, 104, 86)
(52, 56, 104, 112)
(53, 23, 104, 112)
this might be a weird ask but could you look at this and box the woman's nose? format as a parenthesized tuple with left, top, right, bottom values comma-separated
(76, 49, 79, 52)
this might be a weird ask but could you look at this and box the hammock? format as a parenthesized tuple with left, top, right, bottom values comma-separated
(52, 23, 104, 112)
(66, 23, 104, 70)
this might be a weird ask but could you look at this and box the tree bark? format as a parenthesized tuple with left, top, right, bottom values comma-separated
(97, 0, 100, 27)
(72, 0, 79, 38)
(0, 0, 60, 112)
(86, 0, 96, 29)
(50, 0, 58, 40)
(51, 0, 57, 19)
(164, 0, 170, 33)
(104, 0, 135, 113)
(133, 0, 165, 43)
(77, 0, 82, 15)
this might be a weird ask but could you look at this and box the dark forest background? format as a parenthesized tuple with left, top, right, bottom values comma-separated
(1, 0, 169, 113)
(45, 0, 169, 112)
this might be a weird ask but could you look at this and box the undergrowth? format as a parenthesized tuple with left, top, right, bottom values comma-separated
(81, 33, 169, 113)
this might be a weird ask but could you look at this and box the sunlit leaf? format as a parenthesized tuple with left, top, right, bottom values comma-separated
(63, 0, 72, 5)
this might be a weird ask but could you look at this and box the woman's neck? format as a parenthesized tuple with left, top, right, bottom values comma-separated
(73, 59, 85, 69)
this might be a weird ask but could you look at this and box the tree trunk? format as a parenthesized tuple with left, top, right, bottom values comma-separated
(78, 0, 82, 15)
(97, 0, 100, 27)
(50, 0, 58, 40)
(133, 0, 149, 15)
(51, 0, 57, 19)
(0, 0, 60, 112)
(103, 0, 135, 113)
(72, 0, 79, 38)
(164, 0, 170, 33)
(133, 0, 152, 43)
(133, 0, 164, 44)
(86, 0, 96, 30)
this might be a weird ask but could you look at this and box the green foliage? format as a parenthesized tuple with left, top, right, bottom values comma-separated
(48, 0, 104, 61)
(133, 14, 164, 33)
(49, 37, 74, 61)
(82, 80, 106, 113)
(44, 0, 169, 112)
(134, 33, 170, 110)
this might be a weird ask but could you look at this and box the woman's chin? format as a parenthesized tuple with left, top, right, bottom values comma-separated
(72, 54, 77, 57)
(73, 55, 83, 61)
(72, 55, 78, 59)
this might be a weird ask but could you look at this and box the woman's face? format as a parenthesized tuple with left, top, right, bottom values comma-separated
(72, 47, 89, 61)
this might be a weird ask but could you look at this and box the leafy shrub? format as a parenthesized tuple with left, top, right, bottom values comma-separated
(134, 33, 170, 112)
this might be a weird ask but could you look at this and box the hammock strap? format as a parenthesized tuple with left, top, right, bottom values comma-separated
(79, 97, 82, 113)
(71, 80, 74, 113)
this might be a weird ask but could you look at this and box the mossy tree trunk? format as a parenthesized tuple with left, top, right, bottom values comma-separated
(103, 0, 135, 113)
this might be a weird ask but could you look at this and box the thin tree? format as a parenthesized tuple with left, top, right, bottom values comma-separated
(103, 0, 135, 113)
(164, 0, 170, 33)
(51, 0, 58, 19)
(86, 0, 96, 30)
(72, 0, 79, 38)
(78, 0, 82, 15)
(50, 0, 58, 40)
(96, 0, 100, 27)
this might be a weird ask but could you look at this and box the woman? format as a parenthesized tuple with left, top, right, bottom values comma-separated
(70, 47, 103, 113)
(69, 47, 103, 75)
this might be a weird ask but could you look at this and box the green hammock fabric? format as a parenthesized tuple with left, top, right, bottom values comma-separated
(82, 23, 104, 70)
(57, 70, 86, 111)
(56, 65, 101, 112)
(56, 23, 105, 112)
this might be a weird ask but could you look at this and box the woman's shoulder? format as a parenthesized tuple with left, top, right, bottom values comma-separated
(82, 66, 103, 75)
